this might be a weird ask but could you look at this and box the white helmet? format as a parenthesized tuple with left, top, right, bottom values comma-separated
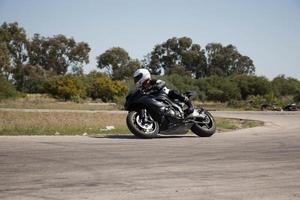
(133, 68, 151, 87)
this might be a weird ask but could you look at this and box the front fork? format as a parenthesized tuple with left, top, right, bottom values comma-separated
(140, 109, 149, 123)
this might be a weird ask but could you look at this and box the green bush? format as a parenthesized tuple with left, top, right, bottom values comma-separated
(227, 100, 248, 109)
(86, 72, 128, 102)
(246, 95, 267, 109)
(205, 76, 241, 102)
(294, 93, 300, 104)
(159, 74, 202, 100)
(232, 75, 272, 99)
(45, 75, 86, 100)
(0, 75, 24, 100)
(264, 93, 284, 107)
(44, 72, 128, 102)
(147, 74, 300, 104)
(25, 69, 300, 106)
(21, 65, 53, 93)
(272, 75, 300, 97)
(207, 88, 224, 102)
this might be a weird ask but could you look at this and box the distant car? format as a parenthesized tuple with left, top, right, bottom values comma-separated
(283, 103, 298, 111)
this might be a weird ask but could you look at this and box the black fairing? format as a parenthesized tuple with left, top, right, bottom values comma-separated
(124, 89, 193, 133)
(125, 89, 166, 122)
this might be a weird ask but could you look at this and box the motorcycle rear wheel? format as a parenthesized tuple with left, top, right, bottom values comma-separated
(126, 110, 159, 139)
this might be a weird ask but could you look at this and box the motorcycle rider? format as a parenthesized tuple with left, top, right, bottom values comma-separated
(133, 68, 194, 115)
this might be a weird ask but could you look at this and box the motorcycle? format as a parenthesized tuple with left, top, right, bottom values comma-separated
(124, 89, 216, 138)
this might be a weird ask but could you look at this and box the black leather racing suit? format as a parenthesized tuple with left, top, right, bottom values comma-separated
(141, 79, 194, 114)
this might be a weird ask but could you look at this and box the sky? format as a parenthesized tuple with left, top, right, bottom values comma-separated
(0, 0, 299, 79)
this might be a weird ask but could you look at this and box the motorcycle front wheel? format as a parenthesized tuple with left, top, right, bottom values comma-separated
(126, 110, 159, 139)
(191, 110, 216, 137)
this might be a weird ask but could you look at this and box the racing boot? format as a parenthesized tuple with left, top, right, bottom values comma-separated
(184, 98, 194, 117)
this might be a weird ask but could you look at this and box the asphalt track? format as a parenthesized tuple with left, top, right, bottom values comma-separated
(0, 111, 300, 200)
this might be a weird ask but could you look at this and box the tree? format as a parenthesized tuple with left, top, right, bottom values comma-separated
(0, 42, 11, 79)
(20, 64, 49, 93)
(1, 22, 91, 92)
(0, 22, 28, 68)
(205, 76, 241, 102)
(141, 53, 151, 68)
(0, 22, 29, 89)
(206, 43, 255, 76)
(148, 37, 207, 77)
(232, 75, 271, 99)
(28, 34, 90, 75)
(181, 43, 207, 78)
(271, 75, 300, 97)
(112, 59, 140, 80)
(96, 47, 140, 80)
(168, 64, 192, 76)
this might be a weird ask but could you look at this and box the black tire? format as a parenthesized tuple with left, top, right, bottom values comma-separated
(191, 110, 216, 137)
(126, 110, 159, 139)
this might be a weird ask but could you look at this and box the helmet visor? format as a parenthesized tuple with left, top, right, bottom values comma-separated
(134, 73, 143, 84)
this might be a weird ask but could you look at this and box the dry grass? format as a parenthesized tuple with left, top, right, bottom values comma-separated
(0, 110, 263, 135)
(0, 111, 127, 135)
(0, 94, 117, 110)
(0, 94, 264, 135)
(194, 101, 242, 111)
(1, 95, 241, 111)
(216, 118, 264, 132)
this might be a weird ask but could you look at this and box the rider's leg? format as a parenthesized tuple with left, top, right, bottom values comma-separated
(168, 90, 194, 114)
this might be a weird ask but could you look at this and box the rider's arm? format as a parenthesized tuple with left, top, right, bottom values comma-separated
(152, 80, 170, 95)
(168, 90, 189, 102)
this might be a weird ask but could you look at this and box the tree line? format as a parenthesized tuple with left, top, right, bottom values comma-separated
(0, 22, 299, 106)
(159, 74, 300, 108)
(0, 22, 90, 92)
(97, 37, 255, 80)
(1, 22, 255, 88)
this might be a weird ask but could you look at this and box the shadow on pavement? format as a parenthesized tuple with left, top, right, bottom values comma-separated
(89, 134, 197, 140)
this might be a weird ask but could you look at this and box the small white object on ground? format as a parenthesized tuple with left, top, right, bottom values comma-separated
(106, 126, 115, 130)
(100, 126, 115, 132)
